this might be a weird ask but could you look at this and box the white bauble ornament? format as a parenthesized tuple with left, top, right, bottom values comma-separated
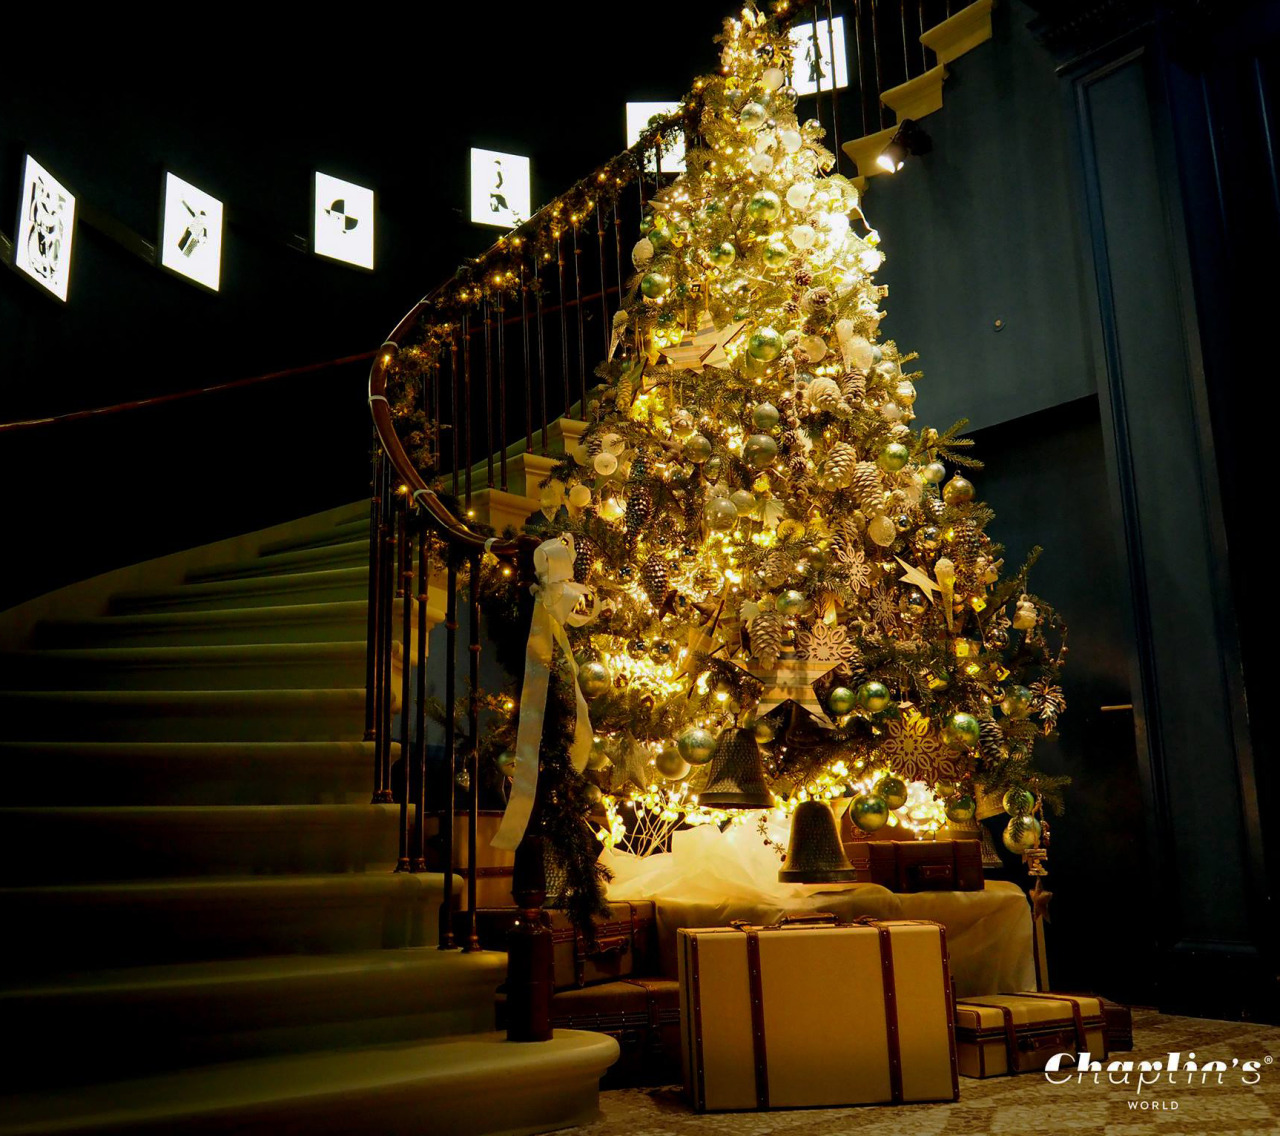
(868, 514, 897, 547)
(798, 335, 828, 362)
(785, 181, 812, 208)
(632, 238, 654, 268)
(568, 484, 592, 509)
(749, 152, 775, 175)
(593, 452, 619, 476)
(789, 224, 817, 249)
(762, 66, 786, 91)
(780, 130, 803, 154)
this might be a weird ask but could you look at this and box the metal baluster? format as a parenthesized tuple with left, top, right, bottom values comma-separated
(557, 231, 571, 416)
(826, 0, 842, 158)
(365, 439, 382, 745)
(871, 0, 886, 129)
(465, 549, 482, 952)
(462, 313, 473, 511)
(521, 266, 534, 458)
(375, 474, 396, 803)
(536, 282, 549, 454)
(596, 202, 610, 357)
(440, 550, 459, 949)
(483, 299, 495, 493)
(412, 520, 429, 871)
(852, 0, 868, 138)
(900, 0, 910, 85)
(396, 498, 413, 871)
(919, 0, 928, 72)
(497, 293, 508, 491)
(612, 198, 623, 301)
(811, 5, 824, 137)
(450, 334, 460, 496)
(572, 219, 586, 416)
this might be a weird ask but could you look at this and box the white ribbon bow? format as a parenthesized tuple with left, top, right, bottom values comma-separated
(491, 535, 598, 851)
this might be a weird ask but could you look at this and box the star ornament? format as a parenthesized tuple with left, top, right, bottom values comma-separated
(740, 655, 841, 728)
(895, 556, 940, 602)
(663, 312, 747, 371)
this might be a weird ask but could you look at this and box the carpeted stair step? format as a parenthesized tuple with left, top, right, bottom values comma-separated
(0, 1029, 617, 1136)
(0, 641, 395, 691)
(257, 519, 372, 557)
(0, 740, 388, 806)
(187, 538, 371, 583)
(0, 688, 378, 742)
(0, 949, 508, 1092)
(110, 566, 370, 613)
(0, 872, 451, 975)
(0, 804, 409, 884)
(34, 598, 415, 648)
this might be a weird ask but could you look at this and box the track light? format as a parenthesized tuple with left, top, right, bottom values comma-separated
(876, 118, 933, 174)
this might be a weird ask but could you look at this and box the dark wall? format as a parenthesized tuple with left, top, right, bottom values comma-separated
(0, 7, 722, 607)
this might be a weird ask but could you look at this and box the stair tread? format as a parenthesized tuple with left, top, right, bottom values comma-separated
(0, 869, 447, 901)
(0, 1030, 615, 1136)
(1, 641, 376, 662)
(118, 565, 369, 599)
(43, 599, 379, 629)
(0, 687, 367, 704)
(186, 539, 370, 583)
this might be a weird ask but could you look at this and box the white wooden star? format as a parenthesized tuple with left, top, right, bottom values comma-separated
(895, 556, 941, 603)
(740, 655, 840, 728)
(663, 312, 746, 371)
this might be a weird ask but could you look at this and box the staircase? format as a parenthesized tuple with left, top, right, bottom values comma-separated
(0, 501, 616, 1136)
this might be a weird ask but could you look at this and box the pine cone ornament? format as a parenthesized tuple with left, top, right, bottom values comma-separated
(822, 441, 857, 489)
(851, 461, 886, 514)
(640, 554, 669, 604)
(760, 550, 791, 588)
(978, 717, 1005, 761)
(586, 432, 603, 458)
(806, 377, 849, 417)
(749, 610, 784, 666)
(624, 486, 654, 547)
(788, 454, 810, 484)
(573, 535, 600, 583)
(630, 453, 650, 484)
(839, 370, 867, 402)
(793, 267, 814, 287)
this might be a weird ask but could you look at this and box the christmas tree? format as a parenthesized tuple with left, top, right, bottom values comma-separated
(528, 9, 1068, 869)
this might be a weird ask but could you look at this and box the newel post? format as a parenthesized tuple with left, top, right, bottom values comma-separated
(506, 834, 553, 1042)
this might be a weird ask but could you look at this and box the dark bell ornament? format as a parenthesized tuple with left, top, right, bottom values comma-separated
(946, 794, 977, 822)
(778, 800, 856, 883)
(850, 793, 890, 832)
(826, 685, 857, 716)
(697, 727, 775, 808)
(677, 726, 717, 765)
(874, 775, 908, 810)
(1003, 815, 1042, 853)
(943, 476, 975, 506)
(856, 681, 891, 713)
(1003, 788, 1035, 815)
(579, 660, 611, 700)
(942, 712, 981, 749)
(1000, 685, 1033, 719)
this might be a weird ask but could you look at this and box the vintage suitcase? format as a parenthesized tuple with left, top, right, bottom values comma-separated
(954, 992, 1108, 1078)
(844, 838, 984, 892)
(475, 900, 656, 989)
(678, 916, 959, 1111)
(498, 977, 681, 1087)
(422, 811, 514, 909)
(1063, 993, 1133, 1051)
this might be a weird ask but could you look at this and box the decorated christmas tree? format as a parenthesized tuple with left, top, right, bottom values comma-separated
(455, 7, 1068, 924)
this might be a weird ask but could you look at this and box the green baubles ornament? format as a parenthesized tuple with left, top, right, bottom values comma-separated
(1002, 815, 1042, 853)
(753, 717, 777, 743)
(762, 241, 790, 268)
(776, 589, 811, 617)
(579, 660, 611, 700)
(946, 794, 977, 823)
(942, 712, 981, 749)
(684, 433, 713, 463)
(709, 241, 737, 268)
(1003, 788, 1036, 816)
(739, 101, 768, 130)
(747, 190, 782, 223)
(1000, 685, 1034, 719)
(655, 745, 690, 781)
(677, 727, 717, 765)
(878, 442, 910, 473)
(827, 686, 857, 716)
(496, 750, 518, 778)
(922, 461, 946, 485)
(743, 433, 779, 469)
(747, 327, 783, 361)
(851, 793, 890, 832)
(584, 783, 604, 806)
(703, 497, 739, 532)
(752, 402, 780, 431)
(875, 775, 908, 810)
(856, 681, 891, 713)
(640, 272, 671, 299)
(943, 475, 975, 505)
(730, 489, 757, 516)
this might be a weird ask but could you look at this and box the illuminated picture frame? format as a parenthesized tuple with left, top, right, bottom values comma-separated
(790, 16, 850, 97)
(470, 148, 531, 229)
(13, 155, 76, 301)
(313, 172, 375, 269)
(159, 172, 224, 292)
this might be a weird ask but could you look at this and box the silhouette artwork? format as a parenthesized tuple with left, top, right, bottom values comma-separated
(25, 174, 69, 284)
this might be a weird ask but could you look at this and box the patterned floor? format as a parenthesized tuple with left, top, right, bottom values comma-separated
(575, 1012, 1280, 1135)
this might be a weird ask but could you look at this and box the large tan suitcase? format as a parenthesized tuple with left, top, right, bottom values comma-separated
(954, 991, 1108, 1077)
(844, 838, 984, 892)
(677, 916, 959, 1111)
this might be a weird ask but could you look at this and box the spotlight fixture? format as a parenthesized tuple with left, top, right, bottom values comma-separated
(876, 118, 933, 174)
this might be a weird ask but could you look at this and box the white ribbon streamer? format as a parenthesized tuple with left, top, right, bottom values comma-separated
(491, 535, 597, 851)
